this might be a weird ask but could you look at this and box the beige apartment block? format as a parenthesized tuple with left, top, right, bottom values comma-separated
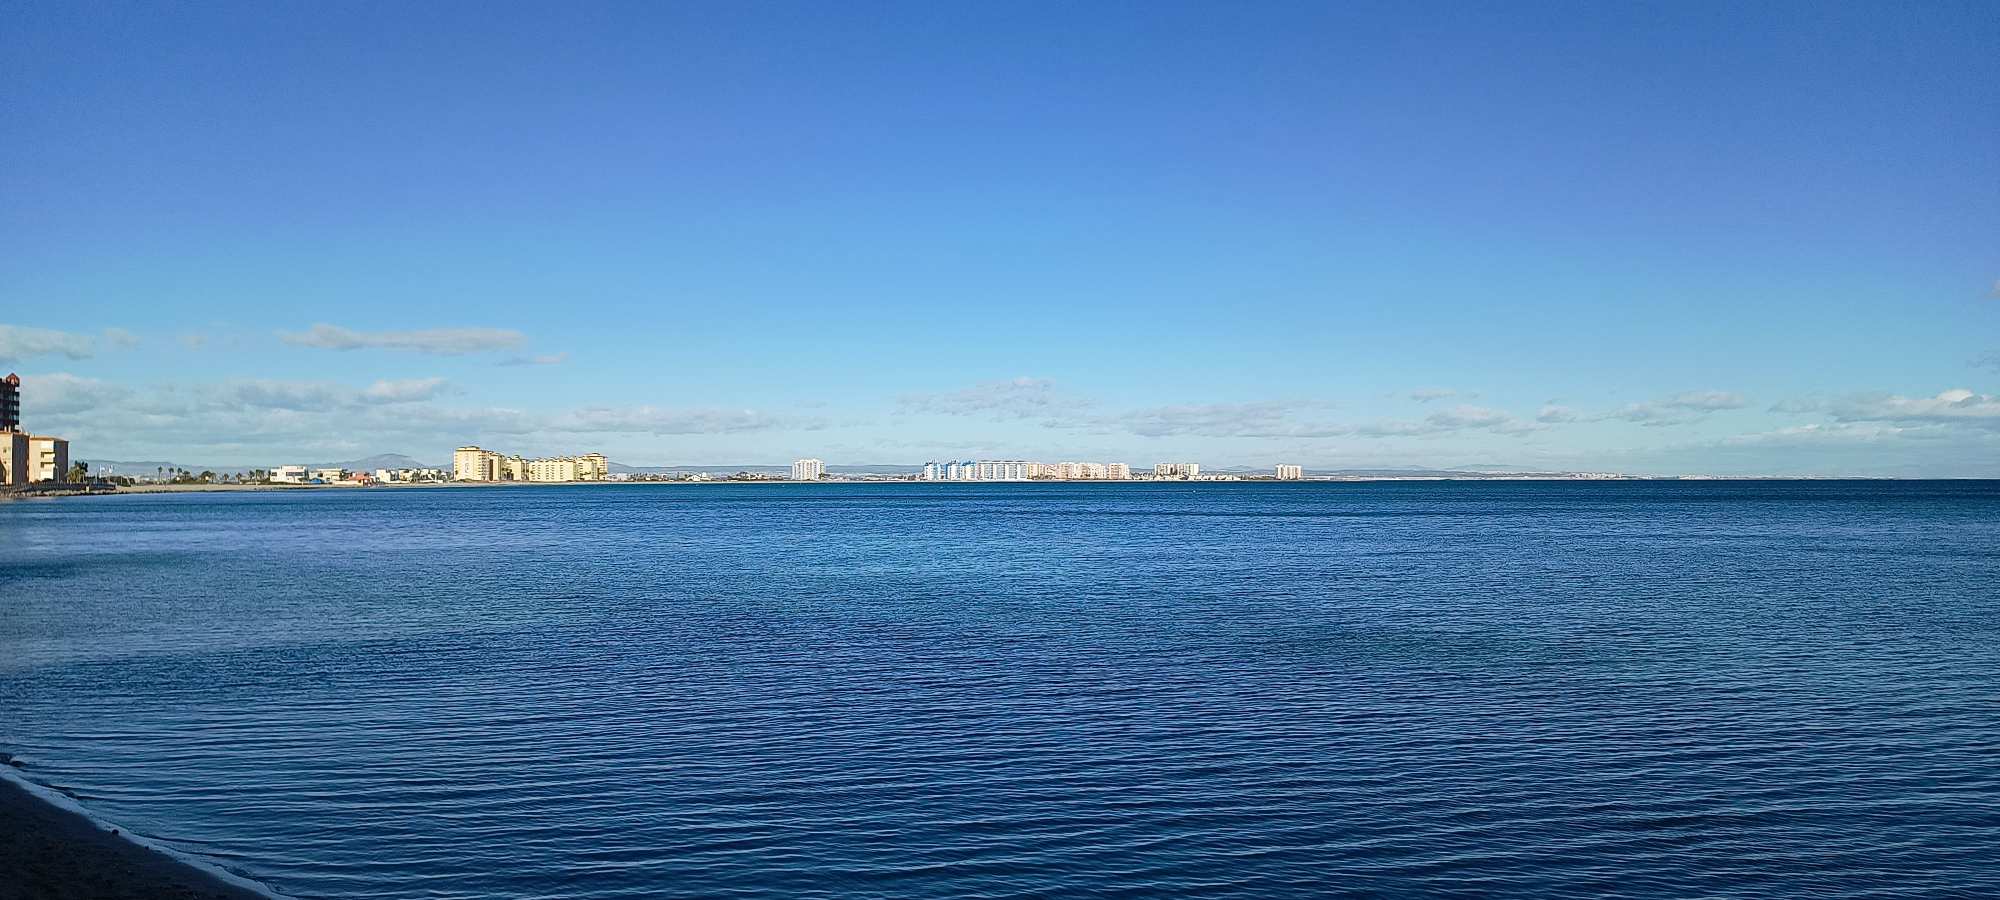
(453, 446, 501, 481)
(527, 457, 578, 482)
(1, 373, 73, 487)
(2, 433, 68, 485)
(31, 435, 70, 482)
(0, 430, 29, 487)
(456, 446, 607, 483)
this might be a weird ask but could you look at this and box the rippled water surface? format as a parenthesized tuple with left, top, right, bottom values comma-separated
(3, 482, 1998, 899)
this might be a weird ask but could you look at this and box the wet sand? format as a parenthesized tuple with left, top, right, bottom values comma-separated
(0, 775, 273, 900)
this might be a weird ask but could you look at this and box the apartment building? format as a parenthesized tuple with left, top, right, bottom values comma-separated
(920, 459, 1032, 481)
(0, 431, 27, 487)
(0, 374, 72, 487)
(454, 446, 501, 481)
(455, 446, 609, 483)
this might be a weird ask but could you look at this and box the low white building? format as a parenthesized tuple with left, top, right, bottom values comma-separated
(310, 467, 345, 483)
(270, 465, 308, 484)
(1153, 463, 1201, 479)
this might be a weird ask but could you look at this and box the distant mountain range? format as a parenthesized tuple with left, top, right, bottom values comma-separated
(315, 453, 434, 472)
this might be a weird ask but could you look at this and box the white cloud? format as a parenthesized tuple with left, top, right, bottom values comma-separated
(1667, 391, 1748, 410)
(1626, 418, 2000, 478)
(25, 373, 454, 420)
(27, 370, 819, 463)
(225, 380, 354, 412)
(17, 372, 131, 415)
(899, 377, 1078, 420)
(362, 377, 451, 403)
(277, 323, 526, 355)
(899, 379, 1543, 441)
(1423, 404, 1537, 434)
(555, 406, 810, 435)
(1601, 390, 1747, 426)
(0, 324, 98, 363)
(1537, 404, 1578, 424)
(1078, 402, 1540, 440)
(1829, 388, 2000, 429)
(102, 327, 141, 348)
(1718, 422, 1927, 446)
(500, 353, 569, 367)
(1109, 402, 1300, 438)
(1409, 388, 1458, 403)
(1346, 405, 1540, 438)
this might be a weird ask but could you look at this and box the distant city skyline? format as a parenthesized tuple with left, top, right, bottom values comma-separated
(3, 3, 1996, 476)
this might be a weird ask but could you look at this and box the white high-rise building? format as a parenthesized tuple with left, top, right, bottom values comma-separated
(791, 458, 826, 481)
(1276, 464, 1304, 480)
(972, 460, 1031, 480)
(1153, 463, 1201, 479)
(920, 459, 1030, 481)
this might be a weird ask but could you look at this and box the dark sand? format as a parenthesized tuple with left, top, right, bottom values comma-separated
(0, 776, 271, 900)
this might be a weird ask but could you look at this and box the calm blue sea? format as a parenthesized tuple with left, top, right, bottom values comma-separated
(3, 482, 1998, 899)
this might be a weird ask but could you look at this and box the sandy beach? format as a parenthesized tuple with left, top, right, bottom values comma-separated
(0, 773, 273, 900)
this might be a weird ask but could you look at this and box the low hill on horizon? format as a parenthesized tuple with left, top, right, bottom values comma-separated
(315, 453, 435, 472)
(82, 453, 438, 476)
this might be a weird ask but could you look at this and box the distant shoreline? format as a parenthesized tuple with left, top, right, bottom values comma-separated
(5, 476, 1985, 502)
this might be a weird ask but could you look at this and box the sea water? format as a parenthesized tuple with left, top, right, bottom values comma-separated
(3, 481, 1997, 898)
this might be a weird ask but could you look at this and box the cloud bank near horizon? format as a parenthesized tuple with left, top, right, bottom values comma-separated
(278, 324, 527, 356)
(7, 326, 1997, 476)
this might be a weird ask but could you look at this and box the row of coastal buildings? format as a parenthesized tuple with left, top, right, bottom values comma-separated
(247, 446, 611, 487)
(266, 466, 449, 485)
(452, 446, 609, 483)
(1, 374, 72, 487)
(900, 460, 1306, 482)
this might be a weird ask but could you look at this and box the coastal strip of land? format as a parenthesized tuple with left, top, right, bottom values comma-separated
(0, 482, 483, 501)
(0, 771, 275, 900)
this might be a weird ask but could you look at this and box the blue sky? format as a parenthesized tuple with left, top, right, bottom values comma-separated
(3, 1, 1996, 474)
